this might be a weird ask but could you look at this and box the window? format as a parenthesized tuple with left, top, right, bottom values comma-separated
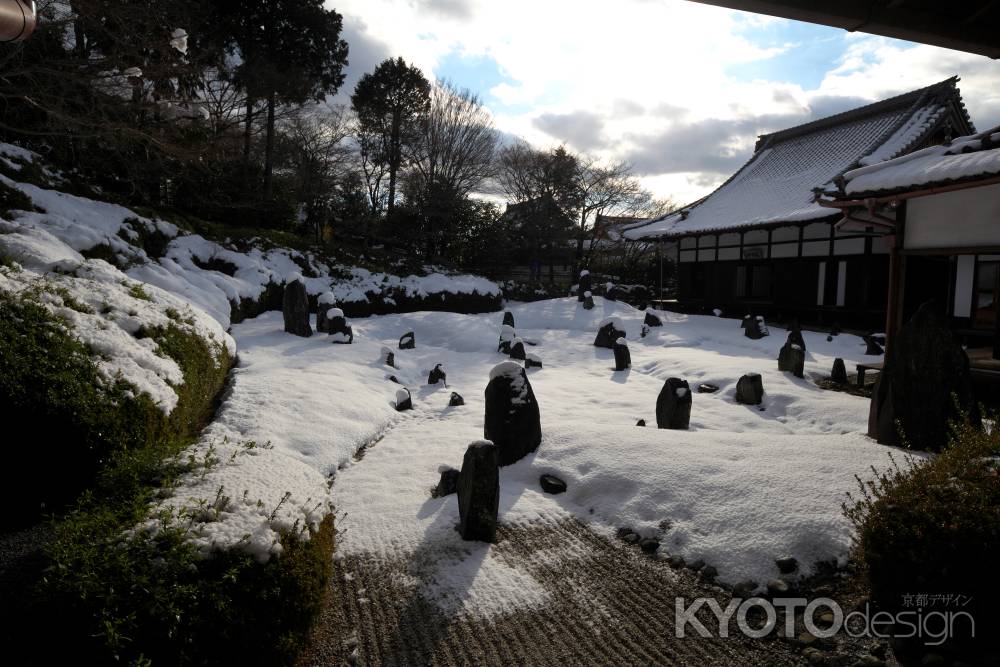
(973, 256, 1000, 329)
(736, 264, 772, 300)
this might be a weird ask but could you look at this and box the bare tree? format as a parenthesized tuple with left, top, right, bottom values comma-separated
(410, 80, 498, 197)
(575, 157, 643, 262)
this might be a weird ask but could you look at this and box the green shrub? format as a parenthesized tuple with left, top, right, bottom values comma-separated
(0, 179, 40, 217)
(844, 417, 1000, 652)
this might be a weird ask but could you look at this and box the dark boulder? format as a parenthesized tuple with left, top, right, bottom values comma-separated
(525, 354, 543, 369)
(399, 331, 415, 349)
(457, 441, 500, 542)
(381, 346, 395, 368)
(328, 310, 353, 344)
(428, 363, 447, 386)
(484, 361, 542, 466)
(395, 388, 413, 411)
(315, 293, 337, 333)
(282, 279, 312, 337)
(582, 291, 595, 310)
(656, 378, 692, 430)
(639, 538, 660, 554)
(594, 318, 626, 348)
(868, 300, 979, 452)
(831, 358, 848, 384)
(434, 467, 460, 497)
(605, 283, 618, 301)
(387, 375, 400, 384)
(502, 311, 515, 328)
(644, 310, 663, 327)
(697, 383, 719, 394)
(509, 338, 526, 360)
(449, 391, 465, 407)
(735, 373, 764, 405)
(636, 419, 646, 427)
(539, 474, 567, 494)
(498, 324, 515, 353)
(777, 342, 805, 378)
(613, 338, 631, 371)
(775, 556, 799, 574)
(577, 270, 592, 302)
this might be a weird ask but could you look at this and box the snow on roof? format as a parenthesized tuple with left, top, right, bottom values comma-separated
(625, 79, 969, 240)
(842, 129, 1000, 196)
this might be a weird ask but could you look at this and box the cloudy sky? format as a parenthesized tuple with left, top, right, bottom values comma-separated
(329, 0, 1000, 206)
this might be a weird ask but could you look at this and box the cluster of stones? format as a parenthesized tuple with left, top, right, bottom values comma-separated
(742, 314, 769, 340)
(498, 311, 542, 369)
(454, 360, 544, 542)
(283, 282, 353, 342)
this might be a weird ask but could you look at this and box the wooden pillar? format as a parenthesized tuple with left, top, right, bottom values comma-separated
(884, 204, 907, 357)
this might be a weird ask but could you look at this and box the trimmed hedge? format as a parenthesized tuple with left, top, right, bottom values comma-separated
(844, 417, 1000, 654)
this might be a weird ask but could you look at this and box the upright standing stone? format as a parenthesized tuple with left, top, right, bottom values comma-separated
(577, 270, 591, 302)
(509, 338, 526, 360)
(582, 291, 595, 310)
(594, 318, 626, 348)
(428, 363, 447, 386)
(484, 361, 542, 466)
(282, 279, 312, 337)
(656, 378, 691, 429)
(735, 373, 764, 405)
(399, 331, 415, 349)
(316, 292, 337, 333)
(381, 346, 395, 368)
(449, 391, 465, 407)
(457, 441, 500, 542)
(502, 311, 515, 328)
(777, 342, 805, 378)
(786, 329, 806, 350)
(831, 358, 848, 384)
(613, 338, 631, 371)
(869, 300, 979, 452)
(327, 308, 353, 344)
(395, 388, 413, 411)
(498, 324, 515, 354)
(644, 310, 663, 327)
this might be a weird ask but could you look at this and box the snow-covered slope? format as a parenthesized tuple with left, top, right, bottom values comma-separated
(155, 296, 903, 606)
(0, 142, 501, 331)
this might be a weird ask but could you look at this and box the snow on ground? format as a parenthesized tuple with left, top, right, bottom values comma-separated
(160, 296, 903, 611)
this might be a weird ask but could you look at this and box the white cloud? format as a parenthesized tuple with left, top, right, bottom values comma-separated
(330, 0, 1000, 206)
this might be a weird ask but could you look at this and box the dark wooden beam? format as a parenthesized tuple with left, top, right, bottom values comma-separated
(685, 1, 1000, 59)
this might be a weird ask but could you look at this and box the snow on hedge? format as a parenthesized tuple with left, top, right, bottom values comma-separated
(0, 222, 233, 414)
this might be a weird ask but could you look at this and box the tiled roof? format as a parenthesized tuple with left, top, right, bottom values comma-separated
(625, 78, 972, 240)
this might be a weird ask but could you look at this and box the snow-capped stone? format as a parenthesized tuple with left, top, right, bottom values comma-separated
(448, 391, 465, 407)
(644, 310, 662, 327)
(778, 342, 805, 377)
(524, 353, 543, 369)
(613, 338, 631, 371)
(582, 291, 594, 310)
(697, 383, 720, 394)
(509, 337, 526, 360)
(577, 270, 591, 302)
(427, 363, 446, 386)
(329, 312, 353, 344)
(395, 388, 412, 411)
(498, 323, 515, 354)
(484, 362, 541, 466)
(502, 311, 515, 328)
(594, 317, 626, 348)
(399, 331, 415, 349)
(656, 378, 691, 430)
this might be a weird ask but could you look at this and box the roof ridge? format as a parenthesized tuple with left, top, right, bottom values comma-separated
(755, 77, 960, 152)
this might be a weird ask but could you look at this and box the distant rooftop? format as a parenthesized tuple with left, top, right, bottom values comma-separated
(625, 78, 973, 240)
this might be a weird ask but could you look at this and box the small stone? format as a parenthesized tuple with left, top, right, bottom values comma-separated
(644, 310, 663, 327)
(539, 474, 566, 494)
(656, 378, 691, 429)
(434, 467, 459, 497)
(818, 611, 835, 626)
(639, 538, 660, 553)
(736, 373, 764, 405)
(524, 354, 543, 369)
(699, 565, 718, 580)
(826, 335, 833, 342)
(613, 338, 631, 371)
(399, 331, 415, 349)
(448, 392, 464, 407)
(766, 578, 789, 595)
(831, 358, 848, 384)
(622, 532, 641, 544)
(636, 419, 646, 427)
(395, 388, 412, 411)
(387, 375, 400, 383)
(427, 363, 447, 385)
(327, 309, 353, 343)
(582, 291, 595, 310)
(688, 558, 705, 571)
(802, 647, 824, 665)
(798, 631, 818, 647)
(640, 323, 650, 338)
(733, 580, 757, 598)
(775, 556, 798, 574)
(381, 346, 395, 368)
(697, 383, 719, 393)
(668, 555, 686, 569)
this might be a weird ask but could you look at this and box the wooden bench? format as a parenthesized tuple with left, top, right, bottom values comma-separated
(856, 361, 884, 387)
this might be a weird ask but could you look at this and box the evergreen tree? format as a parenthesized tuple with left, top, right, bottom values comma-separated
(351, 58, 431, 217)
